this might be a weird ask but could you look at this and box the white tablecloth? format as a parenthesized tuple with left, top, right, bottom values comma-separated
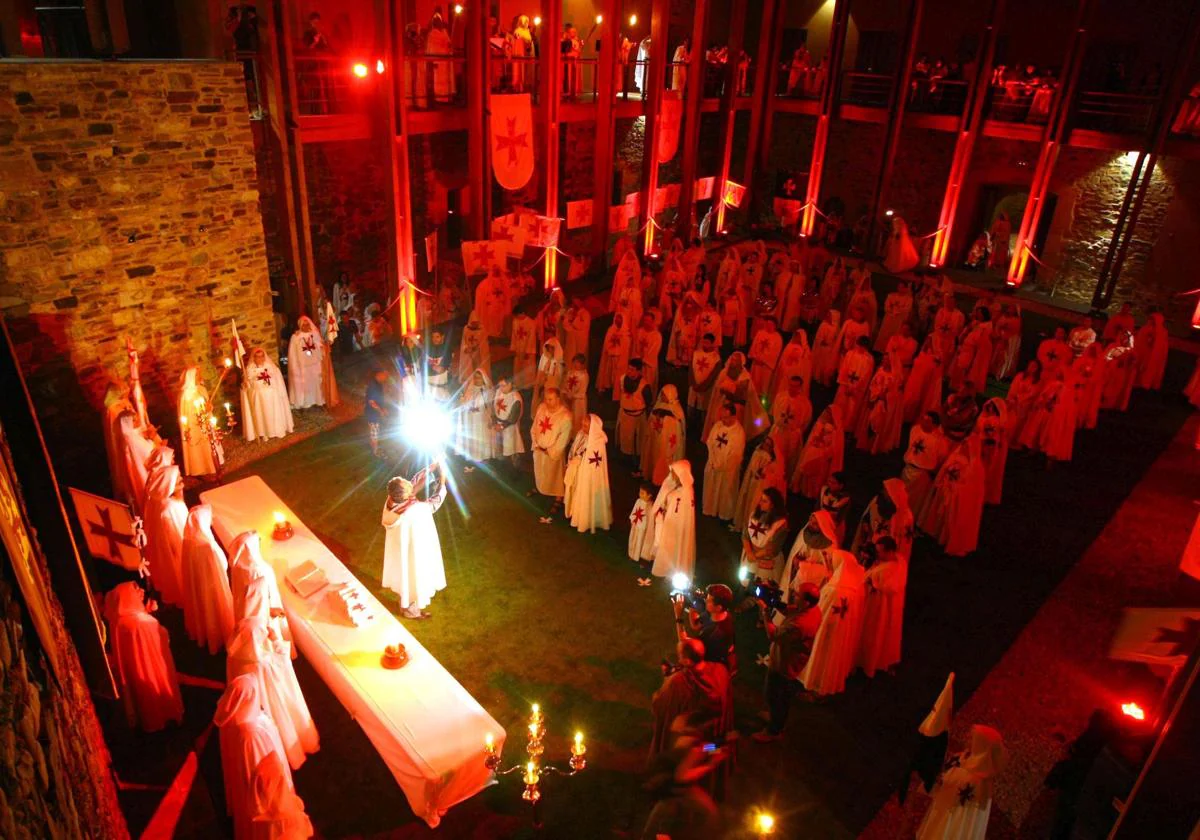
(202, 476, 505, 827)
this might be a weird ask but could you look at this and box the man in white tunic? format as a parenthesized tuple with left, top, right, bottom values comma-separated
(287, 316, 326, 409)
(531, 387, 574, 516)
(381, 461, 449, 619)
(492, 377, 525, 463)
(241, 348, 294, 442)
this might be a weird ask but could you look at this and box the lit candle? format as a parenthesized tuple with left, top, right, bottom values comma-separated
(595, 14, 602, 24)
(533, 15, 542, 26)
(273, 511, 286, 525)
(484, 732, 495, 754)
(224, 357, 233, 368)
(572, 731, 586, 756)
(755, 813, 775, 836)
(454, 3, 463, 14)
(209, 415, 218, 427)
(531, 702, 541, 720)
(629, 13, 637, 25)
(524, 761, 539, 785)
(528, 721, 539, 738)
(179, 414, 188, 427)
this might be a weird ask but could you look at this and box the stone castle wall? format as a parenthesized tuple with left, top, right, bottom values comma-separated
(0, 61, 277, 470)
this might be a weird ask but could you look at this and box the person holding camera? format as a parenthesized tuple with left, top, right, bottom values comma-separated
(673, 584, 736, 671)
(649, 639, 731, 759)
(752, 582, 821, 742)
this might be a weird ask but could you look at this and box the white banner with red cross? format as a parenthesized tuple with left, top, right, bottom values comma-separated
(528, 215, 562, 248)
(461, 240, 510, 275)
(68, 488, 143, 571)
(566, 199, 594, 229)
(723, 180, 747, 208)
(489, 94, 535, 191)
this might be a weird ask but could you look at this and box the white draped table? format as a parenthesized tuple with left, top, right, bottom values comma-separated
(202, 475, 505, 828)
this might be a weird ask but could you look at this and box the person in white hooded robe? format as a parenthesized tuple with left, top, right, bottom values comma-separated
(104, 581, 184, 733)
(214, 672, 292, 840)
(801, 549, 866, 696)
(228, 531, 291, 650)
(533, 337, 565, 410)
(454, 368, 496, 463)
(381, 462, 449, 619)
(702, 352, 768, 441)
(249, 750, 314, 840)
(779, 510, 838, 601)
(118, 410, 156, 512)
(857, 536, 907, 677)
(287, 316, 326, 409)
(227, 583, 319, 771)
(639, 384, 687, 485)
(144, 464, 188, 607)
(917, 725, 1008, 840)
(565, 414, 613, 533)
(702, 400, 745, 521)
(458, 311, 492, 381)
(178, 367, 223, 476)
(644, 460, 697, 580)
(180, 504, 236, 654)
(241, 348, 294, 442)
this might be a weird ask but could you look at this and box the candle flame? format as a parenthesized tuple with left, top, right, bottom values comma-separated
(595, 14, 602, 24)
(273, 511, 286, 524)
(629, 13, 637, 25)
(179, 415, 188, 426)
(574, 731, 583, 745)
(531, 703, 540, 715)
(484, 732, 494, 749)
(223, 357, 233, 368)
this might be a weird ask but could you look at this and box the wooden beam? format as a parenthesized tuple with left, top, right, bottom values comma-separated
(801, 0, 852, 237)
(756, 0, 789, 175)
(467, 0, 487, 240)
(637, 0, 672, 255)
(1005, 0, 1095, 287)
(865, 0, 923, 255)
(381, 0, 419, 336)
(741, 0, 783, 217)
(543, 0, 565, 286)
(674, 0, 711, 238)
(590, 0, 623, 259)
(713, 0, 749, 235)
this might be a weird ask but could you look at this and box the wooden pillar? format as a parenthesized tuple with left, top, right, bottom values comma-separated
(270, 0, 318, 317)
(865, 0, 923, 256)
(542, 0, 565, 286)
(713, 1, 749, 235)
(755, 1, 788, 174)
(1005, 0, 1094, 288)
(381, 0, 420, 336)
(467, 1, 488, 241)
(590, 0, 623, 260)
(801, 0, 852, 237)
(929, 0, 1006, 267)
(674, 0, 712, 239)
(1092, 2, 1200, 309)
(741, 0, 783, 214)
(637, 0, 672, 255)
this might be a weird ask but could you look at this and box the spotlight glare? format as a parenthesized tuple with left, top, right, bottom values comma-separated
(755, 812, 776, 835)
(454, 4, 464, 14)
(533, 15, 542, 26)
(352, 62, 369, 78)
(629, 13, 638, 25)
(400, 397, 452, 456)
(671, 572, 690, 592)
(738, 565, 750, 582)
(1121, 701, 1146, 721)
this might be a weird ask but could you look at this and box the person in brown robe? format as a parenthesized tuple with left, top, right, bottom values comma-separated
(649, 638, 731, 761)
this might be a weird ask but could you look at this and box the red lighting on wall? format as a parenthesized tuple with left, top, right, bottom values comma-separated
(1121, 701, 1146, 721)
(352, 63, 369, 78)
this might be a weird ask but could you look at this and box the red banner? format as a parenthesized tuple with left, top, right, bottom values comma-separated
(695, 176, 714, 200)
(566, 199, 594, 229)
(657, 91, 683, 163)
(528, 215, 562, 248)
(609, 204, 630, 231)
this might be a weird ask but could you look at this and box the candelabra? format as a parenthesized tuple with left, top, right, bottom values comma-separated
(483, 703, 587, 830)
(180, 357, 237, 483)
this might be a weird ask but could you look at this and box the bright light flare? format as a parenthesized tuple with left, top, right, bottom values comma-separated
(352, 62, 369, 78)
(399, 397, 452, 456)
(629, 13, 638, 25)
(671, 572, 690, 592)
(595, 14, 603, 24)
(738, 565, 750, 583)
(376, 59, 385, 74)
(454, 3, 464, 14)
(533, 15, 542, 26)
(1121, 701, 1146, 721)
(755, 811, 776, 835)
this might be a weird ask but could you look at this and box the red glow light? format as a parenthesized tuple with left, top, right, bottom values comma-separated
(352, 63, 369, 78)
(1121, 701, 1146, 721)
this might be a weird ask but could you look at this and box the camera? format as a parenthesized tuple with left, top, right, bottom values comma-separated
(752, 577, 786, 613)
(670, 586, 706, 610)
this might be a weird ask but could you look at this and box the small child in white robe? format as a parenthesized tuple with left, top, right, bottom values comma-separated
(628, 484, 654, 568)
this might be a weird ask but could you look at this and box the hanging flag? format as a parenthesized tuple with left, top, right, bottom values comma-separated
(773, 198, 804, 227)
(230, 319, 246, 368)
(609, 204, 630, 230)
(424, 230, 438, 272)
(695, 176, 715, 200)
(68, 488, 143, 571)
(461, 240, 503, 275)
(566, 199, 594, 229)
(656, 91, 683, 164)
(489, 94, 535, 191)
(323, 300, 339, 345)
(654, 183, 681, 213)
(528, 215, 562, 248)
(723, 180, 746, 208)
(490, 214, 529, 249)
(625, 191, 642, 216)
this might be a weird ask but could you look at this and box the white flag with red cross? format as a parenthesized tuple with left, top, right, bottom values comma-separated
(461, 240, 505, 276)
(566, 199, 594, 229)
(489, 94, 535, 191)
(528, 215, 562, 248)
(68, 488, 143, 571)
(490, 214, 529, 249)
(723, 180, 747, 208)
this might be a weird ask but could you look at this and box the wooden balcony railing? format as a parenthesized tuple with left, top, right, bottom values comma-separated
(842, 71, 892, 108)
(907, 77, 968, 116)
(403, 53, 468, 110)
(985, 82, 1053, 124)
(1075, 90, 1156, 134)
